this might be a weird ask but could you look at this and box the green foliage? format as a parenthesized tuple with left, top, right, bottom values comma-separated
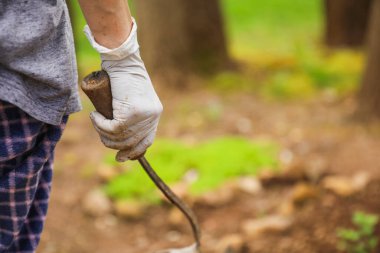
(104, 137, 278, 203)
(337, 211, 379, 253)
(261, 71, 317, 100)
(222, 0, 322, 56)
(207, 48, 363, 100)
(219, 0, 362, 100)
(260, 50, 363, 100)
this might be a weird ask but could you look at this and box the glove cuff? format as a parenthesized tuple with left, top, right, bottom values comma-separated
(84, 17, 139, 61)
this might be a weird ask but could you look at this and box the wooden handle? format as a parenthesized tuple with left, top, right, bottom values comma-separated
(81, 70, 113, 120)
(81, 70, 145, 159)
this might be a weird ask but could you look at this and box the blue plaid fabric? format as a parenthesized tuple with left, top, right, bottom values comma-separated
(0, 100, 67, 252)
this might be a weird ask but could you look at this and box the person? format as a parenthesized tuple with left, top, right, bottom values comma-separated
(0, 1, 162, 252)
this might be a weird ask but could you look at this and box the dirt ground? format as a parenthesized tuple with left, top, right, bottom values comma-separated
(38, 88, 380, 253)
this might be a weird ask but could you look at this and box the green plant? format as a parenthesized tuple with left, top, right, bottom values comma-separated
(337, 211, 379, 253)
(104, 137, 278, 203)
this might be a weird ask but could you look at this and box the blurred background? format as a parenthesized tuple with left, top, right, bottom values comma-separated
(39, 0, 380, 252)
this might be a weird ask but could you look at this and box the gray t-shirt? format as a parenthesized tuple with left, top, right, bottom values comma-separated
(0, 0, 82, 125)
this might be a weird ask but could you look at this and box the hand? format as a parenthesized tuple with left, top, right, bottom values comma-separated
(85, 19, 163, 161)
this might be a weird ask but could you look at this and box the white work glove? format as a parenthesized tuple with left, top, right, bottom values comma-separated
(84, 18, 163, 161)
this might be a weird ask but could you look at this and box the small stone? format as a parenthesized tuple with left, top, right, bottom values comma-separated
(236, 117, 252, 134)
(236, 177, 262, 195)
(277, 201, 295, 216)
(291, 183, 319, 205)
(94, 215, 118, 230)
(242, 215, 293, 238)
(196, 186, 234, 206)
(279, 149, 294, 167)
(323, 177, 350, 196)
(322, 173, 369, 197)
(114, 200, 146, 219)
(217, 234, 245, 252)
(166, 230, 182, 242)
(82, 189, 112, 217)
(352, 172, 370, 191)
(96, 165, 119, 182)
(168, 208, 185, 226)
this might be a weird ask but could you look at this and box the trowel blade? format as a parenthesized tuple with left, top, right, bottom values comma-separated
(155, 243, 199, 253)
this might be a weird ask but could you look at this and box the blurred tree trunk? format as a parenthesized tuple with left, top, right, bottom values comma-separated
(324, 0, 372, 48)
(134, 0, 230, 86)
(358, 0, 380, 118)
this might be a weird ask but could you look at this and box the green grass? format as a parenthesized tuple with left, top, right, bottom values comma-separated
(219, 0, 363, 99)
(221, 0, 323, 57)
(207, 48, 363, 100)
(259, 49, 363, 100)
(104, 137, 278, 203)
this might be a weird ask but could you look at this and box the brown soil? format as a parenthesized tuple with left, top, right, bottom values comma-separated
(38, 89, 380, 253)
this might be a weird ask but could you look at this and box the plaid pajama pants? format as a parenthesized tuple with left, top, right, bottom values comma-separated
(0, 100, 67, 252)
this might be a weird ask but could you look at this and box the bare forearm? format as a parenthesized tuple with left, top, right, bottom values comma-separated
(77, 0, 133, 49)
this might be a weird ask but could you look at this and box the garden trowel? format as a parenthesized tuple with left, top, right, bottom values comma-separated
(81, 70, 202, 253)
